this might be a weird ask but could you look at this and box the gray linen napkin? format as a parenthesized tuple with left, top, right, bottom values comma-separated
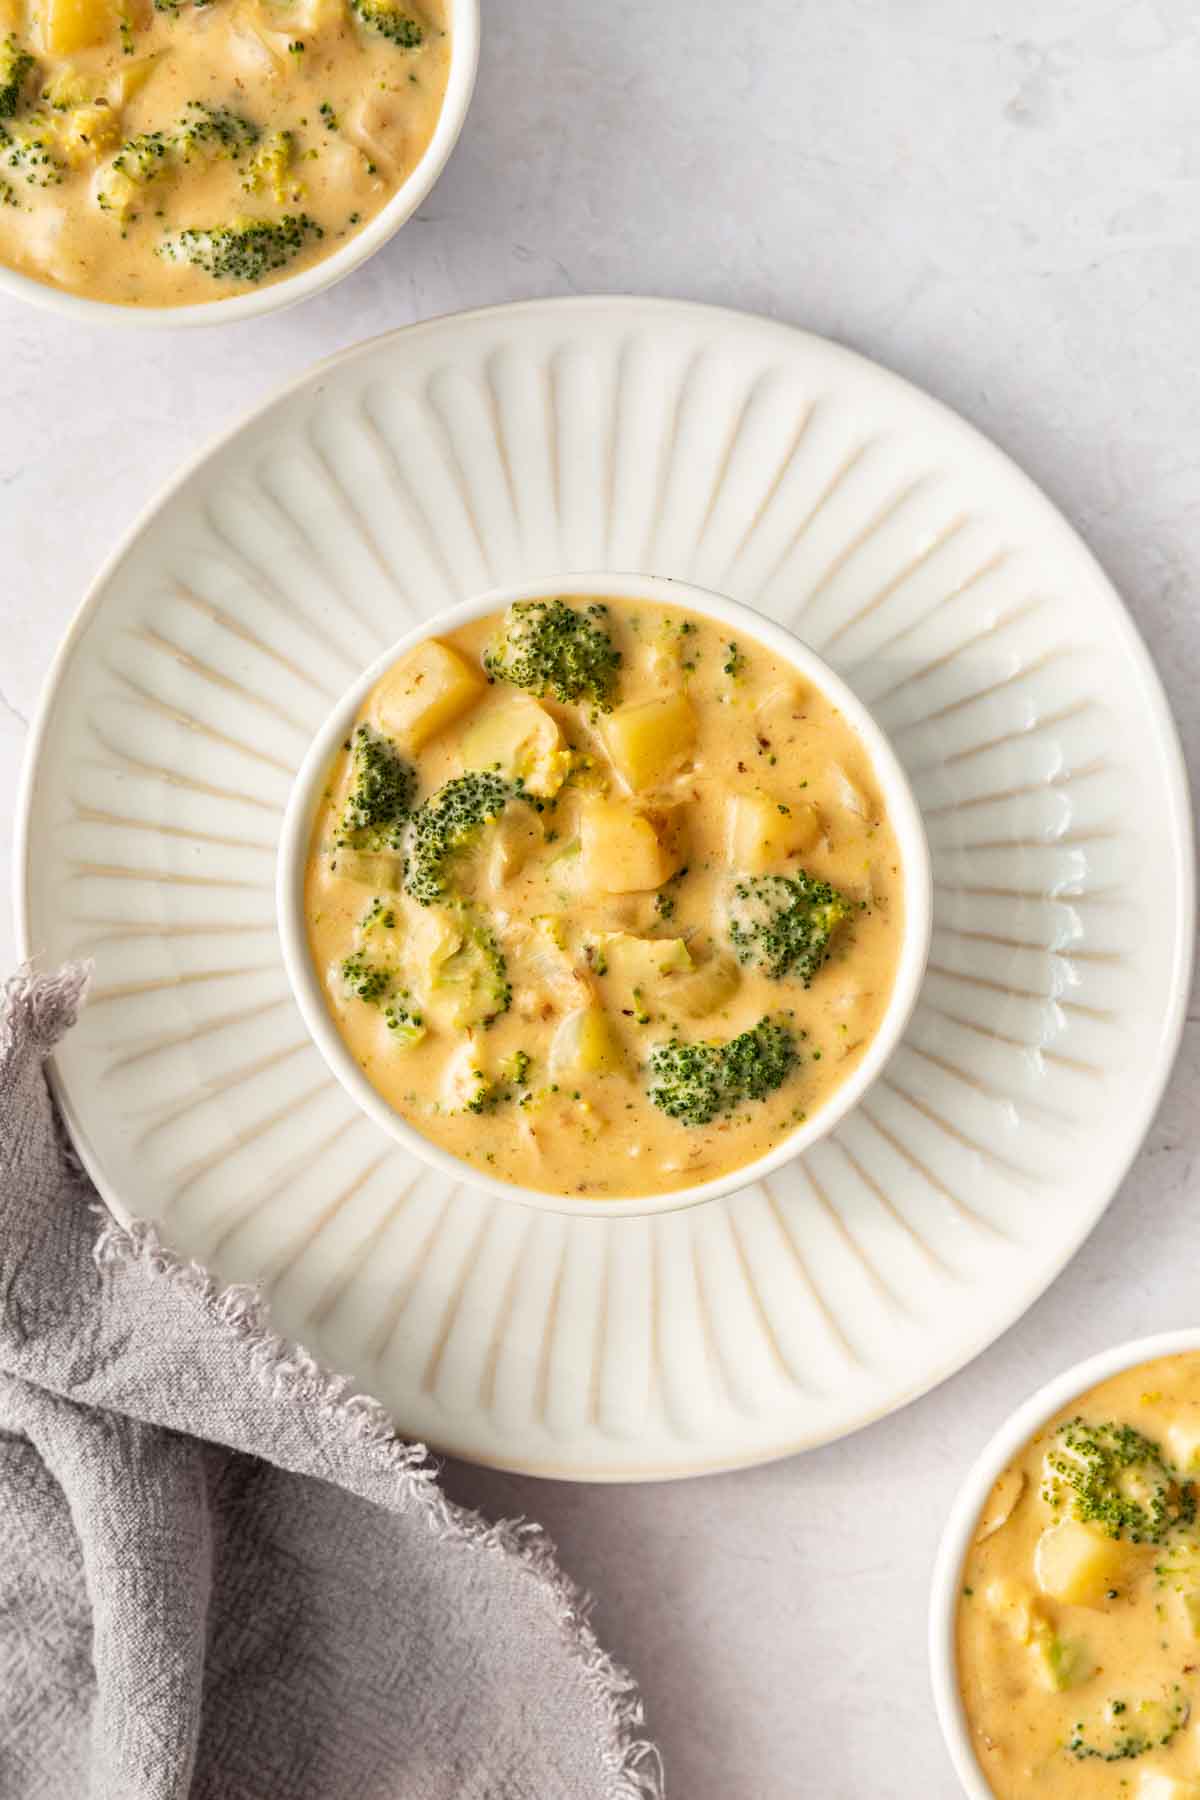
(0, 966, 663, 1800)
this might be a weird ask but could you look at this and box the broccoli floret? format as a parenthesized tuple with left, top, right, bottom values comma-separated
(1067, 1690, 1188, 1762)
(359, 894, 397, 932)
(458, 1064, 498, 1114)
(383, 995, 425, 1048)
(0, 37, 34, 120)
(340, 949, 391, 1004)
(242, 127, 297, 202)
(336, 724, 415, 855)
(1043, 1419, 1196, 1545)
(499, 1048, 531, 1086)
(105, 105, 257, 216)
(176, 101, 259, 162)
(111, 129, 174, 183)
(158, 212, 321, 282)
(483, 599, 621, 712)
(725, 873, 854, 986)
(454, 1045, 531, 1114)
(2, 117, 65, 187)
(404, 771, 512, 906)
(348, 0, 424, 46)
(648, 1016, 799, 1126)
(430, 905, 510, 1027)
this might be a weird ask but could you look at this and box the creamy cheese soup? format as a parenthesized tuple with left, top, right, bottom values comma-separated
(958, 1354, 1200, 1800)
(0, 0, 448, 304)
(303, 596, 905, 1198)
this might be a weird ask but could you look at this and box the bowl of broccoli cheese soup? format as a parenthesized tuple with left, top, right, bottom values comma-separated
(933, 1334, 1200, 1800)
(0, 0, 476, 319)
(277, 572, 931, 1215)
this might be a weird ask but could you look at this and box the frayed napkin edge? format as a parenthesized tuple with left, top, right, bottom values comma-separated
(92, 1200, 665, 1800)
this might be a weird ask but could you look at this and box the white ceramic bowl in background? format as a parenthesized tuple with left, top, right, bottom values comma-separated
(0, 0, 479, 329)
(929, 1329, 1200, 1798)
(277, 569, 933, 1219)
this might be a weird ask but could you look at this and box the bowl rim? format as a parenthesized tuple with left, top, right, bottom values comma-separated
(0, 0, 480, 329)
(276, 567, 934, 1220)
(928, 1327, 1200, 1798)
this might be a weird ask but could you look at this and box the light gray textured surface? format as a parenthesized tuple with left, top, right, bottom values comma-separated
(2, 3, 1197, 1794)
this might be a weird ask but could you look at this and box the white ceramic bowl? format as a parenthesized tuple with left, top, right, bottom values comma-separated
(929, 1328, 1200, 1797)
(0, 0, 479, 328)
(277, 569, 933, 1218)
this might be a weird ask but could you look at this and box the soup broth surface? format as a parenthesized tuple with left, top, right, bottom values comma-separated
(304, 595, 905, 1198)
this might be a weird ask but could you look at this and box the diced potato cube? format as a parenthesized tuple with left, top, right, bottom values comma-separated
(41, 0, 118, 54)
(484, 806, 544, 891)
(59, 101, 123, 166)
(1180, 1590, 1200, 1637)
(512, 915, 586, 1006)
(602, 691, 697, 791)
(668, 952, 740, 1019)
(1136, 1769, 1200, 1799)
(1034, 1519, 1133, 1607)
(1166, 1419, 1200, 1473)
(1030, 1622, 1095, 1692)
(332, 849, 404, 889)
(373, 639, 485, 751)
(461, 697, 570, 798)
(580, 799, 682, 893)
(726, 790, 822, 873)
(601, 932, 693, 985)
(549, 1004, 626, 1079)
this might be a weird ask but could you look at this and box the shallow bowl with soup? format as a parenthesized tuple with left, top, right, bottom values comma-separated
(277, 571, 931, 1218)
(932, 1331, 1200, 1800)
(0, 0, 478, 326)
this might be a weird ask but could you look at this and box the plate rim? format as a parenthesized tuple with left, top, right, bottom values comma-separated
(15, 294, 1197, 1480)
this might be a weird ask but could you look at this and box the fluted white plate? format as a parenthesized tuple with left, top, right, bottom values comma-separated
(17, 298, 1194, 1480)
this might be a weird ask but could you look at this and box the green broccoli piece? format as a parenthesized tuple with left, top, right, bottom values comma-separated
(429, 904, 510, 1028)
(176, 101, 259, 162)
(158, 212, 321, 282)
(340, 949, 391, 1004)
(0, 37, 34, 120)
(111, 129, 175, 183)
(383, 995, 425, 1048)
(348, 0, 424, 46)
(404, 771, 512, 906)
(458, 1064, 498, 1114)
(242, 127, 296, 202)
(455, 1044, 531, 1114)
(2, 118, 65, 188)
(725, 873, 854, 986)
(1067, 1690, 1188, 1762)
(1043, 1419, 1196, 1545)
(648, 1016, 799, 1126)
(359, 894, 397, 932)
(499, 1048, 531, 1086)
(107, 105, 255, 208)
(336, 724, 415, 855)
(483, 599, 621, 712)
